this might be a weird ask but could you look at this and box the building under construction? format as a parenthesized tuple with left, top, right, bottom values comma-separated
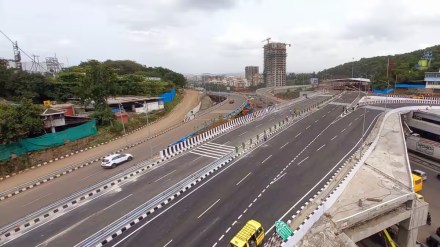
(245, 66, 259, 86)
(263, 42, 288, 87)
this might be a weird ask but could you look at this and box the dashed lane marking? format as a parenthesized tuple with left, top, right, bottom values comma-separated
(261, 155, 272, 164)
(316, 144, 326, 151)
(198, 199, 220, 219)
(236, 172, 251, 186)
(163, 239, 173, 247)
(297, 156, 309, 166)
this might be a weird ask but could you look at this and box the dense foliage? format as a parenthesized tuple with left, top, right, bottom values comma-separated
(317, 45, 440, 89)
(0, 58, 186, 142)
(0, 98, 44, 144)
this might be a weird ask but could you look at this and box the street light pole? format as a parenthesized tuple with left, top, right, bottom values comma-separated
(118, 102, 127, 144)
(352, 58, 354, 78)
(145, 102, 152, 156)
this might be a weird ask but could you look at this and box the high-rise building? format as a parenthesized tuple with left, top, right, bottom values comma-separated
(263, 42, 288, 87)
(245, 66, 259, 86)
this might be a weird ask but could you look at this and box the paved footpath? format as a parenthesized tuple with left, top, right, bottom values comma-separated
(0, 89, 201, 192)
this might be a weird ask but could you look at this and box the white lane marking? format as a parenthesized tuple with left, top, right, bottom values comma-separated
(100, 194, 133, 213)
(226, 227, 231, 233)
(266, 112, 381, 234)
(280, 142, 289, 149)
(21, 193, 53, 207)
(223, 141, 231, 145)
(189, 151, 220, 159)
(163, 240, 173, 247)
(272, 173, 286, 184)
(219, 235, 224, 241)
(36, 212, 96, 247)
(198, 199, 220, 219)
(348, 122, 352, 126)
(341, 128, 346, 133)
(236, 172, 252, 186)
(314, 120, 319, 123)
(232, 220, 237, 226)
(354, 117, 359, 121)
(295, 132, 302, 138)
(36, 193, 132, 247)
(322, 114, 326, 118)
(255, 123, 263, 128)
(316, 144, 326, 151)
(238, 131, 247, 137)
(212, 243, 217, 247)
(78, 170, 102, 182)
(297, 156, 309, 166)
(238, 214, 242, 219)
(154, 170, 176, 182)
(261, 155, 272, 164)
(306, 125, 311, 129)
(331, 135, 337, 141)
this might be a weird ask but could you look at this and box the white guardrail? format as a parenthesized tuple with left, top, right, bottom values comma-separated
(280, 98, 440, 246)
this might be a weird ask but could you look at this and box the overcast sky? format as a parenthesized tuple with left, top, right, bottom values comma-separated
(1, 0, 439, 74)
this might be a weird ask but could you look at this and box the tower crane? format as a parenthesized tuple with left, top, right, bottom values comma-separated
(261, 37, 271, 44)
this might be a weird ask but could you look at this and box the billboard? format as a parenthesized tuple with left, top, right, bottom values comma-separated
(310, 78, 319, 85)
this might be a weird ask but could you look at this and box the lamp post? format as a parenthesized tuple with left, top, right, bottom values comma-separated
(118, 102, 127, 144)
(352, 58, 354, 78)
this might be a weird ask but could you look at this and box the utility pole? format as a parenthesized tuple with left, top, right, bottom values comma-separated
(118, 102, 127, 144)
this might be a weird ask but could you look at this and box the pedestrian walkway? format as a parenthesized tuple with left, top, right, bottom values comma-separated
(190, 142, 235, 159)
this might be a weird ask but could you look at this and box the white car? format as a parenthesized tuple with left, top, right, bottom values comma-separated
(101, 153, 133, 168)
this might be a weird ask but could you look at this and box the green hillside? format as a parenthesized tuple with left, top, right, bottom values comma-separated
(317, 45, 440, 89)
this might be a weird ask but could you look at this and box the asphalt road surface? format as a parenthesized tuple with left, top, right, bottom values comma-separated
(107, 95, 381, 247)
(2, 93, 340, 246)
(0, 94, 246, 226)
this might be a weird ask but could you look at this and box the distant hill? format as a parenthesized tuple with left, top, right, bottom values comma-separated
(317, 45, 440, 89)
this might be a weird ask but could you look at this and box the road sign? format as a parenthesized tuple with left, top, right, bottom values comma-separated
(275, 221, 294, 241)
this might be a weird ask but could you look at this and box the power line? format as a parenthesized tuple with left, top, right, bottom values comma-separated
(0, 29, 48, 72)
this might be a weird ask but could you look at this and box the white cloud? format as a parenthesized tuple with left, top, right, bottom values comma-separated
(0, 0, 439, 74)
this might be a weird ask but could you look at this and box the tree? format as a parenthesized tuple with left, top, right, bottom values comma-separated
(78, 61, 117, 125)
(0, 98, 43, 144)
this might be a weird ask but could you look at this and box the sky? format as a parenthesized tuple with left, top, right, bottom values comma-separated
(1, 0, 439, 74)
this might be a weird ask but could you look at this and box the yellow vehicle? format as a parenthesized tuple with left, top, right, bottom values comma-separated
(416, 193, 424, 200)
(229, 220, 265, 247)
(412, 174, 423, 193)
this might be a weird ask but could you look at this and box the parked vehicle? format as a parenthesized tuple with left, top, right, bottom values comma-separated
(101, 153, 133, 168)
(229, 220, 264, 247)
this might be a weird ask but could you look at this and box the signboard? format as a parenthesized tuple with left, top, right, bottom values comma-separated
(43, 100, 51, 107)
(310, 78, 319, 85)
(275, 221, 294, 241)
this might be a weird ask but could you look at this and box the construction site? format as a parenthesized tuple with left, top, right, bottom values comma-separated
(262, 38, 291, 88)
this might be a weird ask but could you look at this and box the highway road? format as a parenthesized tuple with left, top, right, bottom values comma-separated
(103, 93, 382, 247)
(0, 93, 247, 226)
(1, 93, 336, 246)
